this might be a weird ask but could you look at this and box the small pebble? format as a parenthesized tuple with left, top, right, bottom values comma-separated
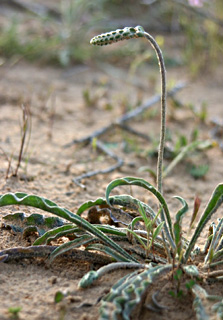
(68, 295, 82, 303)
(49, 276, 57, 284)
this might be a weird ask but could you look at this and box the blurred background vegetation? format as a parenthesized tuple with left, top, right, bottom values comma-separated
(0, 0, 223, 75)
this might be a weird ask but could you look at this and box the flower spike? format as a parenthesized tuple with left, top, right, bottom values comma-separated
(90, 26, 145, 46)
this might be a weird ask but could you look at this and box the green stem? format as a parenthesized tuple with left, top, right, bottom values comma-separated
(143, 32, 166, 194)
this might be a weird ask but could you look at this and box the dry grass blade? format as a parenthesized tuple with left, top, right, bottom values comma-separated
(14, 103, 31, 177)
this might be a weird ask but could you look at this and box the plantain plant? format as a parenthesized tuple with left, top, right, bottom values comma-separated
(1, 26, 223, 320)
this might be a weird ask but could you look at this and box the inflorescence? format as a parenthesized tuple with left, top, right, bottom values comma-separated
(90, 26, 145, 46)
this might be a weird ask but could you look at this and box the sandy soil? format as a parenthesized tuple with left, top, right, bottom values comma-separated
(1, 10, 223, 320)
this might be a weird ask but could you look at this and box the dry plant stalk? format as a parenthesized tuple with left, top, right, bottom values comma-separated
(2, 103, 32, 178)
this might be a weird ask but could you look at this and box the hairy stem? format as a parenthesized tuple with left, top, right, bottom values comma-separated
(143, 32, 166, 194)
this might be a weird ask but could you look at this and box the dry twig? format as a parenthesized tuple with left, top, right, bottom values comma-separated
(66, 82, 186, 186)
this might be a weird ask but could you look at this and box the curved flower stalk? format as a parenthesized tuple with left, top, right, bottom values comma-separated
(91, 26, 166, 195)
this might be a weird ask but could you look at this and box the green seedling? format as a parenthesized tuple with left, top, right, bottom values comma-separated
(174, 268, 183, 297)
(169, 274, 196, 299)
(174, 134, 188, 154)
(189, 164, 209, 179)
(163, 140, 213, 178)
(82, 88, 94, 107)
(54, 291, 67, 304)
(188, 102, 208, 123)
(185, 279, 196, 291)
(8, 306, 22, 319)
(82, 87, 107, 108)
(145, 128, 212, 179)
(169, 268, 183, 298)
(127, 202, 164, 258)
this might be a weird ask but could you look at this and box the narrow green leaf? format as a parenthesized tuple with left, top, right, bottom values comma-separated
(96, 225, 127, 237)
(110, 194, 157, 222)
(163, 140, 212, 178)
(76, 197, 107, 216)
(86, 244, 131, 262)
(212, 219, 223, 252)
(203, 234, 213, 254)
(185, 279, 196, 290)
(204, 218, 223, 264)
(174, 196, 189, 222)
(153, 221, 165, 240)
(129, 216, 143, 231)
(49, 234, 94, 263)
(54, 291, 65, 303)
(0, 192, 138, 263)
(33, 224, 78, 245)
(212, 248, 223, 262)
(174, 223, 181, 253)
(151, 205, 163, 226)
(105, 177, 175, 250)
(173, 196, 188, 256)
(184, 184, 223, 263)
(127, 229, 147, 250)
(138, 202, 149, 226)
(174, 268, 183, 281)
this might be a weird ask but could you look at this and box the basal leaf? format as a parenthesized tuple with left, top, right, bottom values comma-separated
(76, 198, 107, 216)
(33, 225, 78, 245)
(49, 234, 94, 263)
(85, 243, 131, 262)
(0, 192, 138, 263)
